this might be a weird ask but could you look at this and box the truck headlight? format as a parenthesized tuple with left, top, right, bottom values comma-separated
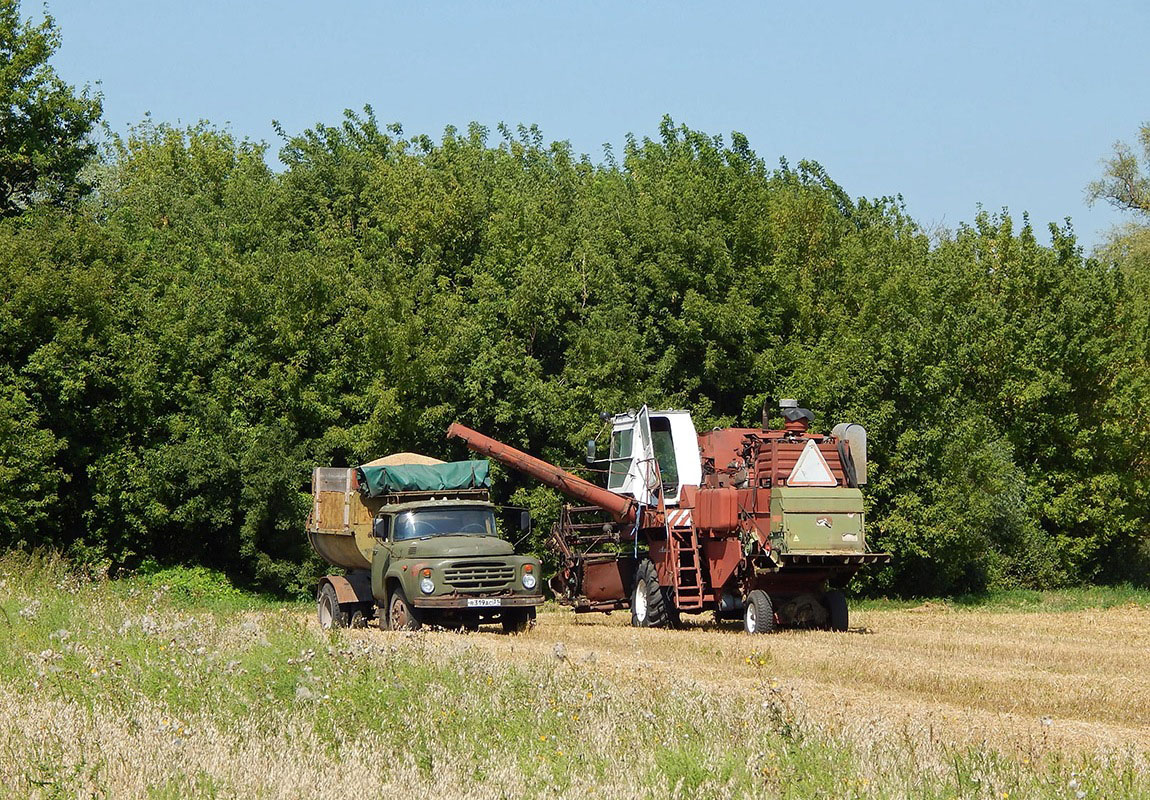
(419, 569, 434, 594)
(522, 572, 537, 590)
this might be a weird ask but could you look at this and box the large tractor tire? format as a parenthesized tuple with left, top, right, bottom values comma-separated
(387, 587, 422, 631)
(744, 590, 776, 634)
(824, 590, 849, 632)
(317, 582, 348, 630)
(631, 558, 675, 628)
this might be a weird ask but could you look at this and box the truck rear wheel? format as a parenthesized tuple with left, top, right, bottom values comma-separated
(744, 590, 776, 634)
(824, 590, 848, 632)
(387, 588, 422, 631)
(631, 558, 673, 628)
(317, 582, 348, 630)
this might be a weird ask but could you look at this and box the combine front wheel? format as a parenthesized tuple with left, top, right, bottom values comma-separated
(744, 590, 776, 634)
(631, 559, 673, 628)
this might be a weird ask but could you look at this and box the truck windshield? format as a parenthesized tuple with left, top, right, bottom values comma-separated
(393, 508, 496, 540)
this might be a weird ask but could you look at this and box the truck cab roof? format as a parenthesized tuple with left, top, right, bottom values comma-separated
(378, 498, 495, 515)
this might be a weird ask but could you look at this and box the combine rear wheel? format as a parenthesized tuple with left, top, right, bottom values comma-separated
(631, 559, 673, 628)
(824, 590, 848, 632)
(744, 590, 776, 634)
(317, 582, 348, 630)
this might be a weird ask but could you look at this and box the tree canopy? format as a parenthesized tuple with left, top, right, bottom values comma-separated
(1088, 121, 1150, 217)
(0, 0, 101, 216)
(0, 110, 1147, 596)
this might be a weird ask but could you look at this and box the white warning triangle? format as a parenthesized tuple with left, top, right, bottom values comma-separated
(787, 440, 838, 487)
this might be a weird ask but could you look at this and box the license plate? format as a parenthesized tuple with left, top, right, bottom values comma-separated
(466, 598, 501, 608)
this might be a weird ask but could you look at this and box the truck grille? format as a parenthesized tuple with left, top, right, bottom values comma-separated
(444, 561, 515, 590)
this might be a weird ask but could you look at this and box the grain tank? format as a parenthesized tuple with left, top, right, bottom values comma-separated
(447, 401, 889, 632)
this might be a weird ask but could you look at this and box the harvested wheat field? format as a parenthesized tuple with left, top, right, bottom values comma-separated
(457, 603, 1150, 757)
(1, 557, 1148, 799)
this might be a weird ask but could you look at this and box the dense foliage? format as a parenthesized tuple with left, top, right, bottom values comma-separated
(1, 111, 1146, 596)
(0, 0, 101, 216)
(1, 4, 1147, 595)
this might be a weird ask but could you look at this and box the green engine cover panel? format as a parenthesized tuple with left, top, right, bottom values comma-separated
(771, 487, 866, 554)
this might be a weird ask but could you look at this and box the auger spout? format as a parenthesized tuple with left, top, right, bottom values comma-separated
(446, 422, 636, 523)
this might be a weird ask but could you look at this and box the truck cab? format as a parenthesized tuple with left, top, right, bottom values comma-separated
(369, 498, 541, 631)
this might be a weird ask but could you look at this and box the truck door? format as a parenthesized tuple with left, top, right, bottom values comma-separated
(370, 515, 394, 599)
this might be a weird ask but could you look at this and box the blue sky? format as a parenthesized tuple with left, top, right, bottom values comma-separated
(43, 0, 1150, 249)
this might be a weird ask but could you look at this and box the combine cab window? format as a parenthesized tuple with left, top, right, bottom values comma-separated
(649, 417, 678, 489)
(608, 429, 633, 490)
(393, 508, 496, 540)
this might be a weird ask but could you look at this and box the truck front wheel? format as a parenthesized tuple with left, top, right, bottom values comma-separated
(502, 607, 535, 634)
(317, 582, 348, 630)
(387, 588, 422, 631)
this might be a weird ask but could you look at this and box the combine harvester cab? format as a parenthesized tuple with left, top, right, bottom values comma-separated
(447, 400, 889, 633)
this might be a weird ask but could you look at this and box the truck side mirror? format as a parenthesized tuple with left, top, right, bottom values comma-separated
(585, 438, 597, 464)
(372, 516, 390, 539)
(519, 510, 531, 532)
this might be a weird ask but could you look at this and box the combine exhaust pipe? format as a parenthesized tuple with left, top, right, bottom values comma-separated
(446, 422, 635, 522)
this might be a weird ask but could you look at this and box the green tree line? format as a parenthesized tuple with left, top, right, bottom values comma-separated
(1, 3, 1147, 595)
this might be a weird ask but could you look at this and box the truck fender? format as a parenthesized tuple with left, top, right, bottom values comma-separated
(382, 569, 409, 600)
(320, 572, 373, 606)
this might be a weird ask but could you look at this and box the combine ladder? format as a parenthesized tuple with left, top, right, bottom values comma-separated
(672, 524, 705, 610)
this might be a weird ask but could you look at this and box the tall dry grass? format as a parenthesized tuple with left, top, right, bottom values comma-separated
(0, 553, 1146, 799)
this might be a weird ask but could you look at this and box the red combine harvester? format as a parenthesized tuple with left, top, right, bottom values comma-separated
(447, 400, 890, 633)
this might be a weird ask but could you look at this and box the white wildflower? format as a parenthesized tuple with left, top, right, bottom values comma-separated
(19, 600, 41, 620)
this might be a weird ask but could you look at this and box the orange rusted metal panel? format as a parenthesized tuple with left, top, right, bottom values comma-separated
(678, 484, 697, 509)
(695, 486, 738, 533)
(323, 573, 372, 605)
(703, 538, 742, 590)
(582, 560, 630, 603)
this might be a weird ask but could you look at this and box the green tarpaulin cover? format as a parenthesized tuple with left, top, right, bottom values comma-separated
(356, 460, 490, 496)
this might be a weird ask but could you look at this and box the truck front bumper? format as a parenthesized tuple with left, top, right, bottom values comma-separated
(414, 594, 543, 609)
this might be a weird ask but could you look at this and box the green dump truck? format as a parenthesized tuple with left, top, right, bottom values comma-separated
(307, 453, 543, 633)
